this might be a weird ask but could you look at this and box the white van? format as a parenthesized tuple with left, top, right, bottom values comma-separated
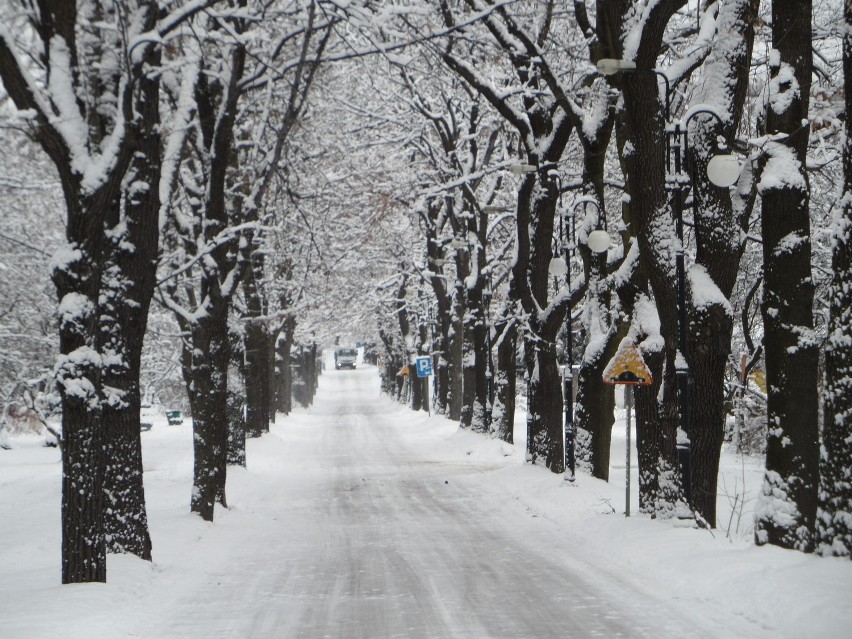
(334, 348, 358, 370)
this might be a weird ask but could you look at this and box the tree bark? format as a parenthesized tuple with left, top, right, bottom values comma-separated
(243, 257, 271, 438)
(491, 317, 518, 444)
(619, 69, 686, 518)
(755, 0, 819, 552)
(684, 0, 759, 528)
(634, 349, 666, 515)
(100, 30, 161, 560)
(226, 389, 246, 467)
(596, 0, 690, 519)
(101, 81, 159, 561)
(817, 0, 852, 559)
(514, 172, 565, 474)
(182, 303, 231, 522)
(434, 315, 450, 415)
(524, 336, 564, 471)
(276, 321, 295, 415)
(448, 289, 464, 421)
(574, 324, 624, 481)
(461, 314, 475, 429)
(56, 213, 108, 583)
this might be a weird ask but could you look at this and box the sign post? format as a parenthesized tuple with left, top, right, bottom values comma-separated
(603, 343, 653, 517)
(415, 356, 432, 377)
(415, 356, 433, 415)
(625, 386, 633, 517)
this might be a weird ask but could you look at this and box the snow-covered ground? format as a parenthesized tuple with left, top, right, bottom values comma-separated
(0, 366, 849, 638)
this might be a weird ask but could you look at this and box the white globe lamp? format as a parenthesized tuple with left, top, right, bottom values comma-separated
(587, 229, 610, 254)
(706, 154, 741, 188)
(548, 256, 567, 277)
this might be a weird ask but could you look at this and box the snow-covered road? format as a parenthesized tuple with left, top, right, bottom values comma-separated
(142, 369, 713, 638)
(2, 365, 849, 638)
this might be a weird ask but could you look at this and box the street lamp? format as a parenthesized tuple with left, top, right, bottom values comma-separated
(597, 58, 741, 509)
(446, 236, 468, 250)
(483, 272, 495, 406)
(667, 107, 739, 508)
(482, 204, 513, 214)
(587, 228, 611, 254)
(509, 163, 537, 175)
(550, 196, 609, 482)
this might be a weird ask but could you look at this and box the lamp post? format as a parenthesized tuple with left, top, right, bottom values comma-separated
(427, 304, 435, 410)
(668, 108, 740, 507)
(596, 58, 741, 508)
(482, 272, 495, 407)
(550, 197, 610, 482)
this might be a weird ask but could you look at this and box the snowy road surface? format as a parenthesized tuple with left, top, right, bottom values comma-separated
(142, 368, 713, 639)
(4, 365, 849, 639)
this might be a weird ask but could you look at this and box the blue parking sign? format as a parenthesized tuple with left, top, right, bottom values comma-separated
(415, 356, 433, 377)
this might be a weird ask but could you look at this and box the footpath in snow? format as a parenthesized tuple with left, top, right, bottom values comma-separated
(0, 365, 850, 638)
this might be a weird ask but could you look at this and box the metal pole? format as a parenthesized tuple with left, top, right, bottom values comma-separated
(428, 305, 435, 411)
(626, 385, 632, 517)
(424, 375, 430, 416)
(563, 206, 576, 482)
(484, 278, 494, 407)
(670, 122, 692, 508)
(564, 354, 575, 481)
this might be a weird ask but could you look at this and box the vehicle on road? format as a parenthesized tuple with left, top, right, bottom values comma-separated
(334, 348, 358, 370)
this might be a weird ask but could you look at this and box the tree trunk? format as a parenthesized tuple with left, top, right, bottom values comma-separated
(428, 268, 452, 416)
(687, 303, 733, 526)
(574, 328, 622, 481)
(244, 322, 270, 437)
(268, 332, 278, 424)
(755, 0, 819, 552)
(185, 304, 231, 522)
(469, 292, 490, 433)
(634, 349, 666, 515)
(101, 200, 157, 560)
(226, 390, 246, 467)
(57, 227, 107, 583)
(101, 39, 160, 559)
(0, 0, 163, 585)
(512, 172, 565, 473)
(411, 359, 423, 412)
(620, 69, 686, 517)
(448, 293, 464, 421)
(817, 0, 852, 559)
(491, 319, 518, 444)
(291, 346, 304, 408)
(277, 325, 294, 415)
(685, 0, 759, 528)
(310, 343, 319, 404)
(434, 320, 450, 415)
(244, 262, 271, 437)
(460, 316, 475, 428)
(524, 336, 565, 472)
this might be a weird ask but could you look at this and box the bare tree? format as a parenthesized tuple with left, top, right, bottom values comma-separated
(158, 1, 334, 520)
(0, 0, 214, 583)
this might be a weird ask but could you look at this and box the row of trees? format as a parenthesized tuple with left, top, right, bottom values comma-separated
(348, 0, 849, 559)
(0, 0, 342, 583)
(0, 0, 849, 585)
